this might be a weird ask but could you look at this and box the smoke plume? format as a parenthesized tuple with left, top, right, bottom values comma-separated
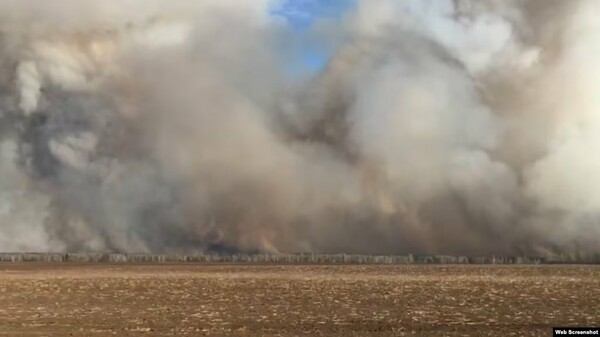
(0, 0, 599, 255)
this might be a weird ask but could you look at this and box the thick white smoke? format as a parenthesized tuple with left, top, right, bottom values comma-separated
(0, 0, 598, 255)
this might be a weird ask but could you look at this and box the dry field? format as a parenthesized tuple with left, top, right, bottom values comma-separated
(0, 264, 598, 336)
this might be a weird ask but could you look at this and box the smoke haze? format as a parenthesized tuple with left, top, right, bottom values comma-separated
(0, 0, 599, 255)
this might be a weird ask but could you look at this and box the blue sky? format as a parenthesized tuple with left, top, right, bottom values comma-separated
(271, 0, 354, 29)
(270, 0, 355, 74)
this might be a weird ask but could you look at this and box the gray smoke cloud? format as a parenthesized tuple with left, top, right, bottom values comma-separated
(0, 0, 599, 255)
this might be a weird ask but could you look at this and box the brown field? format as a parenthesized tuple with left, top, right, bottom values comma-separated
(0, 264, 598, 336)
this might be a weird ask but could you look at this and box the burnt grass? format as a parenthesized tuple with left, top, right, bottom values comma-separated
(0, 264, 598, 336)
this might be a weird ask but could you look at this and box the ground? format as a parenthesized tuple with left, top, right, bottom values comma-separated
(0, 264, 598, 336)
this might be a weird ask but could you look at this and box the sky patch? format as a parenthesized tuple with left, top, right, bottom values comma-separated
(270, 0, 355, 75)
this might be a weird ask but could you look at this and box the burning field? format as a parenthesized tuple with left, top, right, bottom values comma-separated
(1, 2, 600, 335)
(1, 263, 598, 336)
